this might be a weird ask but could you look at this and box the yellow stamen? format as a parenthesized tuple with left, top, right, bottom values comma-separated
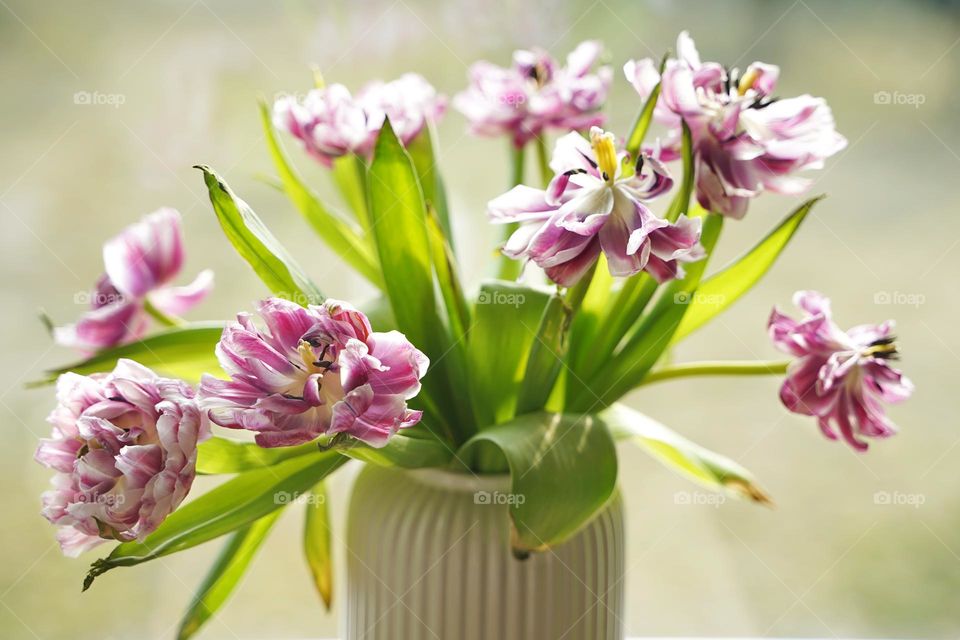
(590, 128, 618, 183)
(737, 67, 761, 96)
(299, 340, 320, 373)
(311, 66, 326, 90)
(863, 342, 898, 358)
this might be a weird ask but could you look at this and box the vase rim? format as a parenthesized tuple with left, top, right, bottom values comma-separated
(404, 467, 511, 493)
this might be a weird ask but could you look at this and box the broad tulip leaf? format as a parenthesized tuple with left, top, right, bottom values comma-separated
(671, 196, 824, 343)
(259, 102, 382, 287)
(35, 323, 224, 386)
(366, 120, 469, 438)
(196, 165, 323, 304)
(602, 403, 771, 504)
(664, 121, 694, 223)
(84, 451, 346, 589)
(331, 154, 371, 231)
(303, 483, 333, 610)
(196, 438, 319, 474)
(459, 411, 618, 552)
(406, 125, 453, 249)
(176, 511, 281, 640)
(515, 295, 567, 415)
(467, 281, 552, 428)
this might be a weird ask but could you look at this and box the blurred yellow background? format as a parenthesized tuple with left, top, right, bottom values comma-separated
(2, 0, 959, 637)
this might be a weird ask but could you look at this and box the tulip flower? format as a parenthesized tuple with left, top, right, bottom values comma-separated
(199, 298, 428, 448)
(35, 360, 205, 556)
(273, 73, 446, 165)
(625, 31, 846, 218)
(54, 208, 213, 352)
(454, 41, 612, 147)
(769, 291, 913, 451)
(488, 127, 703, 285)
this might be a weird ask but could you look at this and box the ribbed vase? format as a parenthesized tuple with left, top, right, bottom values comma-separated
(344, 464, 625, 640)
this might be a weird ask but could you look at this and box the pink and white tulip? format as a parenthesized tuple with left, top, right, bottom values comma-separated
(768, 291, 913, 451)
(35, 360, 205, 556)
(273, 73, 446, 166)
(199, 298, 428, 448)
(625, 32, 846, 218)
(54, 208, 214, 352)
(488, 127, 703, 286)
(454, 41, 612, 147)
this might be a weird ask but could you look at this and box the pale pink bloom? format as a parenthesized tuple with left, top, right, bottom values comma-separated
(488, 127, 702, 285)
(769, 291, 913, 451)
(54, 208, 214, 352)
(273, 73, 446, 165)
(35, 360, 206, 556)
(454, 41, 612, 147)
(625, 32, 846, 218)
(199, 298, 428, 448)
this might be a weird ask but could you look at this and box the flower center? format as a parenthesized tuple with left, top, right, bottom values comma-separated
(590, 128, 618, 183)
(862, 336, 899, 360)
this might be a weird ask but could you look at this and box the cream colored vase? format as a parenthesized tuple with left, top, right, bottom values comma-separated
(344, 464, 625, 640)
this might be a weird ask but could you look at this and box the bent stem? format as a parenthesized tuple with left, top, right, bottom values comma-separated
(639, 360, 790, 386)
(143, 298, 184, 327)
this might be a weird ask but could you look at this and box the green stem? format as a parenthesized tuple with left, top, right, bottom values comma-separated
(639, 360, 790, 386)
(496, 144, 526, 281)
(143, 298, 184, 327)
(534, 135, 551, 188)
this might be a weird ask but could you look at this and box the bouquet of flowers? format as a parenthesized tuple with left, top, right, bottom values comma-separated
(34, 32, 912, 637)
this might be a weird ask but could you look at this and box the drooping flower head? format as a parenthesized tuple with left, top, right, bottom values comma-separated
(625, 32, 847, 218)
(454, 41, 612, 147)
(199, 298, 428, 448)
(273, 73, 446, 166)
(54, 208, 214, 352)
(35, 360, 205, 556)
(488, 126, 703, 286)
(768, 291, 913, 451)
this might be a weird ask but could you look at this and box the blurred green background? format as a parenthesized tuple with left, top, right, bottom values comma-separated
(2, 0, 958, 637)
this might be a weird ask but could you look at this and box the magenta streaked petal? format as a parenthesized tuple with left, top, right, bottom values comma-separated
(148, 269, 214, 317)
(103, 208, 184, 298)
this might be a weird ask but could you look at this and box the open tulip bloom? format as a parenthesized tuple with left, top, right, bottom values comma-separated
(34, 33, 911, 637)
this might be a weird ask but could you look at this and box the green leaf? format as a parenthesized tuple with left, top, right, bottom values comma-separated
(467, 281, 552, 428)
(602, 403, 771, 504)
(196, 438, 320, 474)
(406, 125, 453, 250)
(426, 206, 470, 346)
(83, 452, 346, 589)
(340, 427, 453, 469)
(331, 154, 370, 231)
(259, 102, 383, 288)
(176, 511, 281, 640)
(516, 296, 567, 415)
(366, 120, 469, 440)
(671, 196, 823, 343)
(34, 323, 224, 386)
(625, 54, 667, 158)
(195, 165, 323, 304)
(303, 483, 333, 610)
(459, 411, 618, 552)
